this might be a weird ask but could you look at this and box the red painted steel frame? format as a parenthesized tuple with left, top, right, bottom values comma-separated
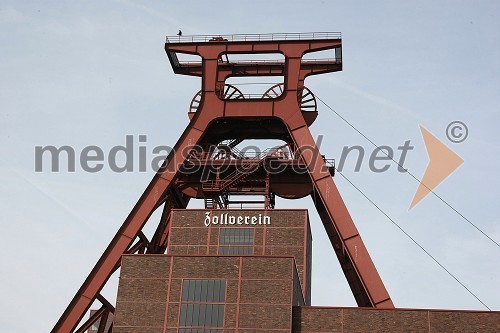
(52, 33, 392, 333)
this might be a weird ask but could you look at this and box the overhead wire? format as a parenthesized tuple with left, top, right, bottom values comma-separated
(314, 94, 493, 310)
(315, 94, 500, 249)
(335, 168, 491, 310)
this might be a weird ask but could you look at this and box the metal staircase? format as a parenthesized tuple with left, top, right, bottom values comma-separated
(202, 155, 266, 192)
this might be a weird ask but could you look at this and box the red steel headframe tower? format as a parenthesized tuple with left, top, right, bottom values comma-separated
(52, 32, 394, 333)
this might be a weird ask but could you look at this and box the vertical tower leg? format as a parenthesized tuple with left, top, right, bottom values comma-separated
(265, 169, 270, 209)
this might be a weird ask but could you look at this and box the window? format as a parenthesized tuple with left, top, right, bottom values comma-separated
(178, 328, 223, 333)
(177, 328, 223, 333)
(178, 280, 226, 332)
(218, 228, 254, 255)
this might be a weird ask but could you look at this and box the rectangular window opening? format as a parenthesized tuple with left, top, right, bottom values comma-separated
(218, 228, 255, 255)
(179, 279, 227, 331)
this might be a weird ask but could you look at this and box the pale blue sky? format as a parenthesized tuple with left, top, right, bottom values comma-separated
(1, 1, 499, 332)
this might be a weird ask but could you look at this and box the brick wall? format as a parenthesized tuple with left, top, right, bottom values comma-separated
(292, 306, 500, 333)
(114, 255, 301, 332)
(168, 209, 312, 303)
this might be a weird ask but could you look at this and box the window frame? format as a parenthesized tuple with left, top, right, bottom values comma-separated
(178, 279, 227, 331)
(217, 227, 255, 255)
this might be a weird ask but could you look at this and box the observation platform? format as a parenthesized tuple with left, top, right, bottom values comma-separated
(165, 32, 342, 78)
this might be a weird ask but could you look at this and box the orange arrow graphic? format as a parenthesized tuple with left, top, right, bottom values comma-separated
(409, 125, 464, 209)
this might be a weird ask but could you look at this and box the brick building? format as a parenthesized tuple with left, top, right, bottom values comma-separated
(111, 209, 499, 332)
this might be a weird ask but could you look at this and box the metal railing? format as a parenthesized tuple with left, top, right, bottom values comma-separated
(212, 144, 296, 161)
(174, 58, 342, 66)
(323, 158, 336, 176)
(187, 144, 296, 164)
(166, 32, 341, 43)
